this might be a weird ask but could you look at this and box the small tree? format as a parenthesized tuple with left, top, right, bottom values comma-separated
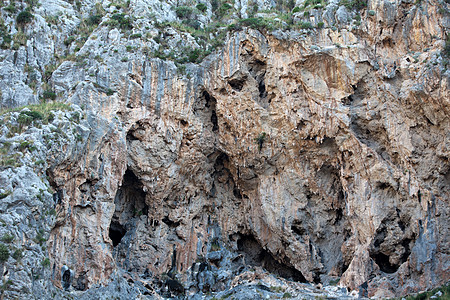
(16, 11, 33, 25)
(0, 244, 9, 263)
(196, 3, 207, 12)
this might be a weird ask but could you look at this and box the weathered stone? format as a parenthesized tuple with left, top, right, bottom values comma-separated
(0, 0, 448, 299)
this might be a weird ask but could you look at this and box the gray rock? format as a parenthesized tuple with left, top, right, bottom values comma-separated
(207, 250, 223, 261)
(335, 6, 350, 25)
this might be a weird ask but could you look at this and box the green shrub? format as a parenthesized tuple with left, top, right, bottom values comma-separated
(42, 258, 50, 267)
(182, 19, 201, 30)
(5, 102, 68, 125)
(43, 90, 57, 100)
(47, 208, 56, 216)
(17, 113, 33, 127)
(187, 49, 201, 63)
(153, 35, 161, 44)
(16, 11, 33, 25)
(403, 283, 450, 300)
(18, 140, 35, 151)
(217, 2, 233, 18)
(286, 0, 296, 10)
(0, 244, 9, 262)
(12, 248, 23, 260)
(292, 6, 301, 13)
(0, 33, 12, 49)
(4, 4, 17, 14)
(108, 13, 133, 30)
(129, 33, 142, 39)
(368, 10, 375, 16)
(176, 64, 186, 74)
(317, 21, 324, 28)
(86, 14, 102, 26)
(175, 6, 194, 18)
(211, 0, 220, 11)
(196, 3, 208, 12)
(47, 112, 55, 123)
(35, 229, 46, 245)
(21, 110, 43, 120)
(11, 31, 27, 49)
(1, 234, 14, 243)
(45, 15, 59, 25)
(26, 0, 40, 6)
(0, 157, 19, 167)
(239, 17, 275, 31)
(300, 21, 313, 29)
(340, 0, 367, 10)
(35, 159, 45, 165)
(227, 22, 243, 31)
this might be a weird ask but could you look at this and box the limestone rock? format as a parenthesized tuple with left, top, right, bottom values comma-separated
(0, 0, 448, 299)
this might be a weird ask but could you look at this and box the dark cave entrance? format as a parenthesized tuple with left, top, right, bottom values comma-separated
(369, 219, 415, 274)
(236, 234, 307, 282)
(108, 168, 148, 248)
(62, 269, 71, 290)
(370, 252, 398, 274)
(109, 221, 126, 247)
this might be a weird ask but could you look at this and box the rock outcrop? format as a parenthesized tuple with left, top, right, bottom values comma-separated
(0, 0, 448, 298)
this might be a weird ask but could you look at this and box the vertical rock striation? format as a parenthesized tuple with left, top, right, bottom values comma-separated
(0, 0, 448, 298)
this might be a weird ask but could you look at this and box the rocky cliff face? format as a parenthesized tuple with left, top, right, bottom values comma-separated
(0, 0, 448, 299)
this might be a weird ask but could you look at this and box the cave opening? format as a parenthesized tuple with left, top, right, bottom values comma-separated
(228, 77, 246, 91)
(118, 169, 148, 216)
(62, 269, 71, 290)
(291, 220, 306, 237)
(369, 221, 414, 274)
(211, 151, 244, 206)
(258, 75, 267, 99)
(109, 221, 126, 247)
(371, 252, 398, 274)
(236, 234, 307, 282)
(109, 168, 148, 249)
(162, 215, 180, 228)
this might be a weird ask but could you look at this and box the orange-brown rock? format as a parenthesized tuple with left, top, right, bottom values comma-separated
(44, 1, 449, 297)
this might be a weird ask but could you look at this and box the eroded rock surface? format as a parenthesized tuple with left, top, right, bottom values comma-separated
(0, 0, 448, 298)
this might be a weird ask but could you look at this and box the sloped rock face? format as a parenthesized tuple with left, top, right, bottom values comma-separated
(0, 0, 449, 298)
(48, 21, 448, 300)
